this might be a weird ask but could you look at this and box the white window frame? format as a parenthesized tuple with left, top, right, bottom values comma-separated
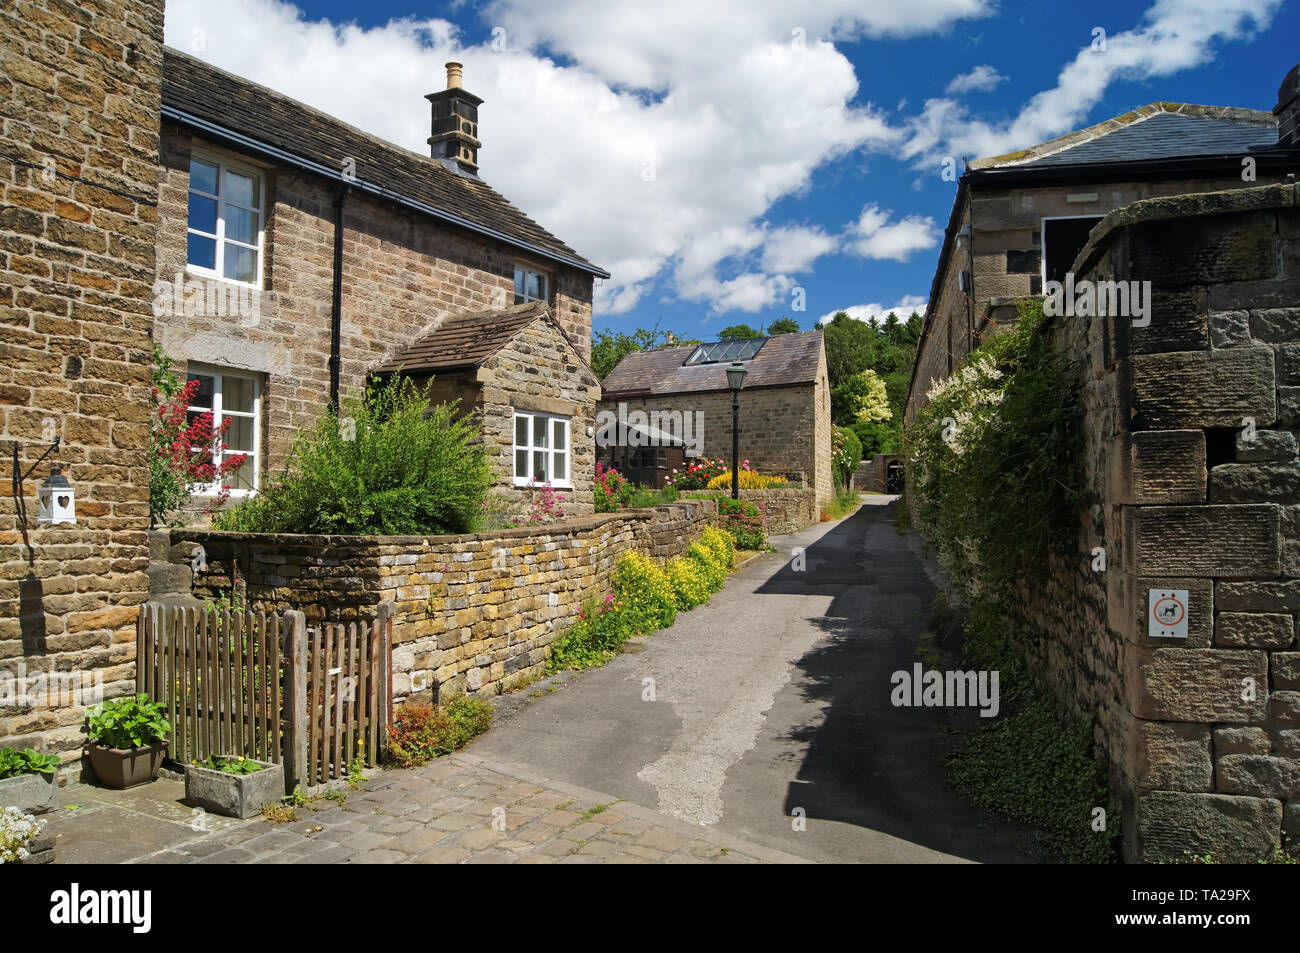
(513, 265, 550, 305)
(186, 365, 261, 497)
(1040, 215, 1105, 286)
(512, 411, 570, 488)
(186, 150, 266, 289)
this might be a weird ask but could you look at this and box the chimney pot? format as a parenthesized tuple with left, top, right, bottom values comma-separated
(426, 63, 484, 175)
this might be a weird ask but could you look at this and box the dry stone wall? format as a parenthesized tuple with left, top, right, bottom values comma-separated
(169, 500, 716, 701)
(1006, 183, 1300, 862)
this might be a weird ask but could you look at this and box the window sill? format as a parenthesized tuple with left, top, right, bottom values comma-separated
(183, 264, 262, 292)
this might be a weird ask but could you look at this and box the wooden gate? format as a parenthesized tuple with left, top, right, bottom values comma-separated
(136, 601, 392, 791)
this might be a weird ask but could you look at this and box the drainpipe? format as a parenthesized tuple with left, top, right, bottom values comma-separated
(329, 185, 351, 412)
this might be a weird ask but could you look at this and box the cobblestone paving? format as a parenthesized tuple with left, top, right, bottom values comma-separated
(52, 752, 806, 865)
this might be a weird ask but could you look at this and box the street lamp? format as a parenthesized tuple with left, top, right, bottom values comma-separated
(726, 361, 747, 500)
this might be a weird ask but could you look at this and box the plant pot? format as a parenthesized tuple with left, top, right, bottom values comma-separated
(185, 758, 285, 819)
(86, 740, 168, 790)
(0, 770, 58, 815)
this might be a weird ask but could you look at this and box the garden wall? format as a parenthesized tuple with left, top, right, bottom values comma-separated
(738, 488, 818, 536)
(168, 500, 716, 702)
(1003, 183, 1300, 862)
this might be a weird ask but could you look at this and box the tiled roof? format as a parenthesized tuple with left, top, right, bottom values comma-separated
(373, 301, 551, 374)
(970, 103, 1276, 171)
(601, 329, 824, 397)
(161, 49, 607, 277)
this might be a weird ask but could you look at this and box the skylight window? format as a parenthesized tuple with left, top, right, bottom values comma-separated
(684, 339, 765, 366)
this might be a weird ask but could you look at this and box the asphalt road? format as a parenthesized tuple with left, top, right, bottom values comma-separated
(471, 496, 1041, 863)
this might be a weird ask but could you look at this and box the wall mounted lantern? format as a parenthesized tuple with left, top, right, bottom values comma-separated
(38, 467, 75, 525)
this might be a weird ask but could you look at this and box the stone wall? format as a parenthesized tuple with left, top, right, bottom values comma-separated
(1004, 183, 1300, 862)
(0, 0, 165, 755)
(730, 488, 818, 536)
(168, 500, 716, 701)
(153, 125, 595, 494)
(599, 379, 832, 510)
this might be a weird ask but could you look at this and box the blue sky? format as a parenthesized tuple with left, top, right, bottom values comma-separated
(165, 0, 1297, 339)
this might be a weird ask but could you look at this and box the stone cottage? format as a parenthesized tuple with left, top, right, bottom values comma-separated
(0, 5, 610, 756)
(598, 330, 833, 509)
(906, 67, 1300, 425)
(373, 300, 601, 508)
(154, 52, 608, 514)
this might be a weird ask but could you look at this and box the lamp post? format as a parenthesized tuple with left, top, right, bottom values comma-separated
(726, 361, 747, 500)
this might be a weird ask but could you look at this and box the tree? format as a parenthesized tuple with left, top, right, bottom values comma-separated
(718, 324, 764, 341)
(590, 327, 703, 379)
(832, 369, 891, 427)
(766, 317, 800, 335)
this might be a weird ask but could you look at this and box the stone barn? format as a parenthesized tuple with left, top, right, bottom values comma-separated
(598, 330, 833, 508)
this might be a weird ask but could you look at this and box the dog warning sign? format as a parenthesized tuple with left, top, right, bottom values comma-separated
(1148, 589, 1189, 639)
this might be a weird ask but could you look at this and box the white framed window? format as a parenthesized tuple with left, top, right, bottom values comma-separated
(187, 152, 265, 287)
(513, 412, 569, 487)
(513, 265, 549, 305)
(186, 366, 260, 496)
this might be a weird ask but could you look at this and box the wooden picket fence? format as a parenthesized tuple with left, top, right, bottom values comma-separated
(135, 602, 392, 792)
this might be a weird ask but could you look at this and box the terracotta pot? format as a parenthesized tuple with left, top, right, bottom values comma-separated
(86, 740, 168, 789)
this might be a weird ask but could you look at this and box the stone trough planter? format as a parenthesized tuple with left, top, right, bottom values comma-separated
(0, 771, 58, 815)
(185, 758, 285, 819)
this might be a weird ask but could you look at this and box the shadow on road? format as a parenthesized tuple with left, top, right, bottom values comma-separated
(755, 500, 1043, 863)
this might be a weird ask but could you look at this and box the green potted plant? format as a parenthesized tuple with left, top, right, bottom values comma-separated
(185, 755, 284, 819)
(0, 747, 61, 814)
(84, 693, 171, 789)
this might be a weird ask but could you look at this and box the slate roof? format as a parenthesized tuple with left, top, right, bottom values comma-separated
(601, 330, 823, 397)
(970, 102, 1277, 172)
(373, 301, 553, 374)
(161, 49, 607, 277)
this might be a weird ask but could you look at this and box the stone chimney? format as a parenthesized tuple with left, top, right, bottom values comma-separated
(1276, 64, 1300, 148)
(426, 61, 484, 175)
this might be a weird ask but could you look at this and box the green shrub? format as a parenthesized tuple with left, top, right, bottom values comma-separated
(386, 697, 494, 767)
(215, 374, 493, 536)
(831, 425, 862, 488)
(905, 301, 1083, 599)
(665, 556, 712, 610)
(612, 551, 677, 633)
(445, 696, 494, 748)
(686, 540, 726, 590)
(717, 498, 766, 549)
(0, 747, 60, 779)
(699, 525, 736, 570)
(548, 537, 735, 673)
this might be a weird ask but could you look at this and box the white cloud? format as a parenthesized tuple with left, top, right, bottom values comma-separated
(846, 204, 940, 261)
(945, 64, 1004, 94)
(818, 296, 928, 325)
(900, 0, 1281, 166)
(160, 0, 1281, 320)
(163, 0, 990, 316)
(760, 225, 838, 274)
